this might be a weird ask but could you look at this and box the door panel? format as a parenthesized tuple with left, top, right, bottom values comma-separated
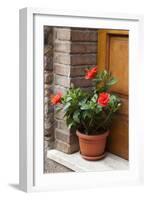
(109, 35, 128, 95)
(98, 30, 129, 160)
(107, 115, 128, 159)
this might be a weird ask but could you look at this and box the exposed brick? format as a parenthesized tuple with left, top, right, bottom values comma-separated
(56, 28, 71, 41)
(44, 135, 55, 151)
(48, 105, 54, 114)
(71, 54, 97, 65)
(44, 27, 53, 45)
(44, 84, 49, 96)
(49, 142, 55, 150)
(45, 111, 54, 121)
(56, 119, 69, 132)
(54, 74, 71, 87)
(44, 136, 54, 154)
(54, 41, 71, 53)
(55, 65, 96, 77)
(55, 140, 79, 154)
(44, 71, 53, 84)
(54, 64, 70, 76)
(44, 45, 53, 54)
(82, 87, 94, 92)
(70, 66, 89, 77)
(44, 113, 54, 129)
(44, 54, 53, 71)
(71, 77, 93, 87)
(44, 126, 54, 136)
(44, 27, 54, 160)
(44, 97, 49, 104)
(71, 29, 98, 41)
(48, 87, 54, 96)
(44, 27, 98, 157)
(44, 84, 54, 97)
(54, 85, 68, 95)
(44, 137, 49, 153)
(71, 42, 97, 53)
(44, 103, 49, 118)
(45, 134, 54, 143)
(44, 121, 54, 130)
(54, 108, 65, 120)
(54, 75, 93, 88)
(55, 128, 78, 144)
(44, 103, 54, 119)
(54, 53, 70, 65)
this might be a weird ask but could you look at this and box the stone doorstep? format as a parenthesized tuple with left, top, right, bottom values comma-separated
(47, 149, 129, 172)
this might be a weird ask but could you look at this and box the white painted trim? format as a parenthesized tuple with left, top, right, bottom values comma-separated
(19, 7, 144, 192)
(19, 8, 34, 192)
(24, 7, 142, 21)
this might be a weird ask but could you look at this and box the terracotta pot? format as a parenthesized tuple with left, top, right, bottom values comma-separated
(76, 130, 109, 161)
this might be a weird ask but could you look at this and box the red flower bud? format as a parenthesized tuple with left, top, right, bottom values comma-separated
(51, 92, 62, 105)
(85, 66, 97, 79)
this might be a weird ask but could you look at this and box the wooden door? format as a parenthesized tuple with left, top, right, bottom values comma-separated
(97, 30, 129, 160)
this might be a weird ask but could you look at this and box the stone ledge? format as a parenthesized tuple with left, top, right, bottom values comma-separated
(47, 149, 129, 172)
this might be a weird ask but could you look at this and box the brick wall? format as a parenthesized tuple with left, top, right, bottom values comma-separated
(44, 26, 98, 156)
(44, 27, 54, 161)
(53, 27, 98, 153)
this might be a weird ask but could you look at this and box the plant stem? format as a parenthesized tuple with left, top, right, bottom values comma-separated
(97, 111, 112, 130)
(88, 112, 95, 133)
(81, 120, 89, 134)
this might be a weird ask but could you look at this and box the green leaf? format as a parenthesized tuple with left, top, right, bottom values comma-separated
(67, 123, 73, 129)
(91, 93, 98, 102)
(73, 111, 80, 123)
(93, 77, 102, 84)
(106, 78, 117, 86)
(67, 121, 76, 129)
(78, 98, 87, 106)
(63, 102, 71, 111)
(55, 106, 62, 113)
(81, 104, 90, 110)
(95, 105, 102, 113)
(65, 97, 72, 102)
(82, 111, 91, 119)
(101, 70, 108, 79)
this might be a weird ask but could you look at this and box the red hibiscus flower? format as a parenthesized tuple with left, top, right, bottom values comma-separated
(85, 66, 97, 79)
(51, 92, 62, 105)
(97, 92, 110, 107)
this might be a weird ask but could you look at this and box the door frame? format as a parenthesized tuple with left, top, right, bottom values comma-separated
(98, 30, 128, 72)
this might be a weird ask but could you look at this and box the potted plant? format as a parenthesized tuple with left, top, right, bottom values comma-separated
(51, 67, 122, 161)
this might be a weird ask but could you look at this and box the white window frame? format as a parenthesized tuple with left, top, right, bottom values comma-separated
(19, 7, 144, 192)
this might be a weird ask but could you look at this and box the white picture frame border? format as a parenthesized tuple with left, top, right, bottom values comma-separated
(19, 7, 144, 192)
